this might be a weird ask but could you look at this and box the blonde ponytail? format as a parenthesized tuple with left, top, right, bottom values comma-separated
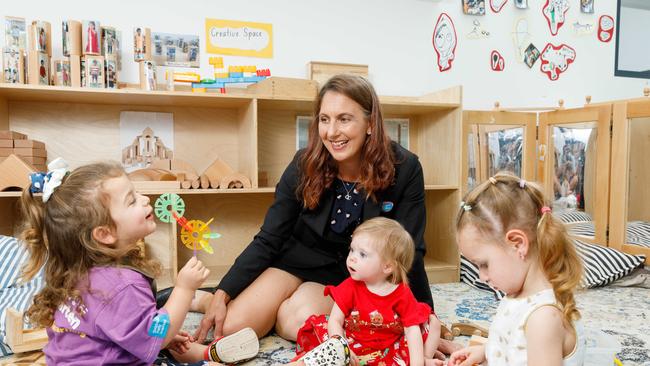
(20, 188, 48, 282)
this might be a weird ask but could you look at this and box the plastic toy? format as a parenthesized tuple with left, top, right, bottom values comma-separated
(190, 56, 270, 93)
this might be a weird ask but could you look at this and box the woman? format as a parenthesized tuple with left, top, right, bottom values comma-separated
(192, 74, 452, 354)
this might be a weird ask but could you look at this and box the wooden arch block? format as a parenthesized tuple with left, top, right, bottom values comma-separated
(0, 154, 37, 192)
(203, 158, 234, 189)
(219, 173, 251, 190)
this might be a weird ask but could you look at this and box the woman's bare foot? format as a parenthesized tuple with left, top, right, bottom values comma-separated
(190, 290, 214, 313)
(438, 338, 463, 355)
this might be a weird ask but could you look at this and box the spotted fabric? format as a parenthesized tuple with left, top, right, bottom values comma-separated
(330, 179, 364, 235)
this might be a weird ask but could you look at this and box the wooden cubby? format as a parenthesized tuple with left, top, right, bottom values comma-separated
(0, 82, 463, 288)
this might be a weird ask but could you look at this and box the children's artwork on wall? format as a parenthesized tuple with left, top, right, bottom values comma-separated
(433, 13, 457, 72)
(490, 50, 505, 71)
(572, 21, 594, 36)
(105, 58, 117, 89)
(2, 47, 23, 83)
(119, 112, 174, 172)
(523, 43, 540, 68)
(37, 53, 49, 85)
(512, 18, 531, 63)
(153, 33, 200, 68)
(514, 0, 528, 9)
(5, 16, 26, 50)
(597, 15, 614, 43)
(581, 0, 594, 14)
(82, 20, 100, 55)
(542, 0, 569, 36)
(85, 56, 104, 88)
(462, 0, 485, 15)
(539, 43, 576, 81)
(490, 0, 508, 13)
(467, 19, 490, 39)
(102, 27, 117, 57)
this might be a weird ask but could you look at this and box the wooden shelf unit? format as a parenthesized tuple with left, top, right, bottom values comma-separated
(0, 83, 463, 289)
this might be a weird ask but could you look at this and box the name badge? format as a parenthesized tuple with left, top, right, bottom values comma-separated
(381, 201, 394, 212)
(148, 313, 170, 338)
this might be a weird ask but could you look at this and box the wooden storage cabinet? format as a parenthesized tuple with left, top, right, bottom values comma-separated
(0, 84, 463, 288)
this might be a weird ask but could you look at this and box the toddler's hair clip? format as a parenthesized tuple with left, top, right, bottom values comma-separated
(489, 177, 497, 185)
(28, 157, 69, 202)
(460, 201, 472, 212)
(540, 206, 552, 214)
(519, 179, 526, 188)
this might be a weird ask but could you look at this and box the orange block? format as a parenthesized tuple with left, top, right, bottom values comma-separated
(13, 139, 45, 149)
(0, 131, 27, 140)
(13, 148, 47, 158)
(0, 140, 13, 148)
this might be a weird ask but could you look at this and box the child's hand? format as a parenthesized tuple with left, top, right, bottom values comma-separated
(166, 330, 193, 354)
(447, 345, 485, 366)
(176, 257, 210, 291)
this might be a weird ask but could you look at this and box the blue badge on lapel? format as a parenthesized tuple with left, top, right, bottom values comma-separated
(381, 201, 394, 212)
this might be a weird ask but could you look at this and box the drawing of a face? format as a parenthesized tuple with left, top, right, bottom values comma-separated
(433, 13, 457, 72)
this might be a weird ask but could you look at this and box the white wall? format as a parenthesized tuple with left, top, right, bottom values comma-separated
(2, 0, 647, 109)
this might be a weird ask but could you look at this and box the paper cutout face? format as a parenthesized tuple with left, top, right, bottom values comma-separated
(580, 0, 594, 13)
(523, 43, 540, 68)
(512, 18, 531, 63)
(433, 13, 457, 72)
(540, 43, 576, 81)
(463, 0, 486, 15)
(515, 0, 528, 9)
(573, 21, 594, 36)
(490, 0, 508, 13)
(542, 0, 569, 36)
(491, 50, 505, 71)
(468, 19, 490, 39)
(598, 15, 614, 42)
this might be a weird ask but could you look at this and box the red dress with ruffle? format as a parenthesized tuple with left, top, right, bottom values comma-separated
(295, 278, 433, 366)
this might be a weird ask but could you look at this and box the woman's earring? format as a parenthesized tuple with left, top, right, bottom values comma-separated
(367, 129, 371, 135)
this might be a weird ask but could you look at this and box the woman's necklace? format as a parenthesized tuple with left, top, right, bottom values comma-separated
(342, 181, 356, 200)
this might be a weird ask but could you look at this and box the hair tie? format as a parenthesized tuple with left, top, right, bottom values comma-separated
(519, 179, 526, 188)
(489, 177, 497, 185)
(29, 157, 69, 202)
(541, 206, 552, 214)
(460, 201, 472, 212)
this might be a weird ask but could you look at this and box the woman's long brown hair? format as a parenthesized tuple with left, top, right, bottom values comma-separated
(298, 74, 395, 209)
(21, 162, 161, 328)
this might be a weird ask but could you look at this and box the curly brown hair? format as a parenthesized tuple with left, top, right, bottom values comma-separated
(298, 74, 395, 209)
(456, 172, 582, 329)
(20, 162, 161, 328)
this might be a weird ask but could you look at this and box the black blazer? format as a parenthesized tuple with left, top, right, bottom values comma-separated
(217, 142, 434, 308)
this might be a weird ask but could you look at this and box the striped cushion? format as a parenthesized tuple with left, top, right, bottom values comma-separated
(626, 221, 650, 248)
(0, 236, 45, 357)
(555, 210, 592, 223)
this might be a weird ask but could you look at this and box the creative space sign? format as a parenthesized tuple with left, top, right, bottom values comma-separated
(205, 18, 273, 58)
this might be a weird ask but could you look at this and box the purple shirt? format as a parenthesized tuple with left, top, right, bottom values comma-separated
(45, 266, 167, 365)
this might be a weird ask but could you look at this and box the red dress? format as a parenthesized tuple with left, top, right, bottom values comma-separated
(296, 278, 432, 366)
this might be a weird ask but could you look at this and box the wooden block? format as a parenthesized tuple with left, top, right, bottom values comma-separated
(28, 21, 52, 56)
(0, 155, 37, 191)
(451, 322, 489, 338)
(5, 308, 48, 354)
(180, 180, 192, 189)
(132, 180, 180, 191)
(2, 48, 25, 84)
(13, 140, 45, 149)
(82, 20, 101, 56)
(469, 335, 488, 347)
(139, 60, 157, 91)
(18, 156, 46, 165)
(33, 164, 47, 172)
(0, 140, 13, 148)
(171, 170, 198, 182)
(246, 77, 318, 98)
(127, 168, 176, 181)
(13, 148, 47, 158)
(0, 148, 14, 157)
(63, 20, 82, 56)
(170, 159, 198, 177)
(84, 55, 104, 88)
(27, 50, 50, 86)
(175, 172, 186, 182)
(150, 159, 172, 170)
(258, 171, 268, 187)
(200, 174, 210, 189)
(133, 27, 152, 62)
(0, 131, 27, 140)
(203, 158, 234, 189)
(51, 59, 71, 87)
(219, 173, 252, 190)
(190, 179, 200, 189)
(69, 55, 81, 87)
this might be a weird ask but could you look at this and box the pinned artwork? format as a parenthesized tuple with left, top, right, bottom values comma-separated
(432, 13, 457, 72)
(542, 0, 569, 36)
(515, 0, 528, 9)
(462, 0, 486, 16)
(512, 18, 531, 63)
(490, 50, 505, 71)
(581, 0, 594, 14)
(467, 20, 490, 39)
(597, 15, 614, 43)
(539, 43, 576, 81)
(523, 43, 540, 68)
(572, 21, 594, 36)
(490, 0, 508, 13)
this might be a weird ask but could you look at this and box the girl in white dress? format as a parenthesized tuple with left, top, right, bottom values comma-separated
(449, 173, 585, 366)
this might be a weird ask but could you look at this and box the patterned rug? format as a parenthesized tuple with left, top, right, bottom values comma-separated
(181, 282, 650, 366)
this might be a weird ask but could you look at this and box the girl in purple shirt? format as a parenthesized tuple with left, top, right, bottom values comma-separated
(20, 161, 258, 365)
